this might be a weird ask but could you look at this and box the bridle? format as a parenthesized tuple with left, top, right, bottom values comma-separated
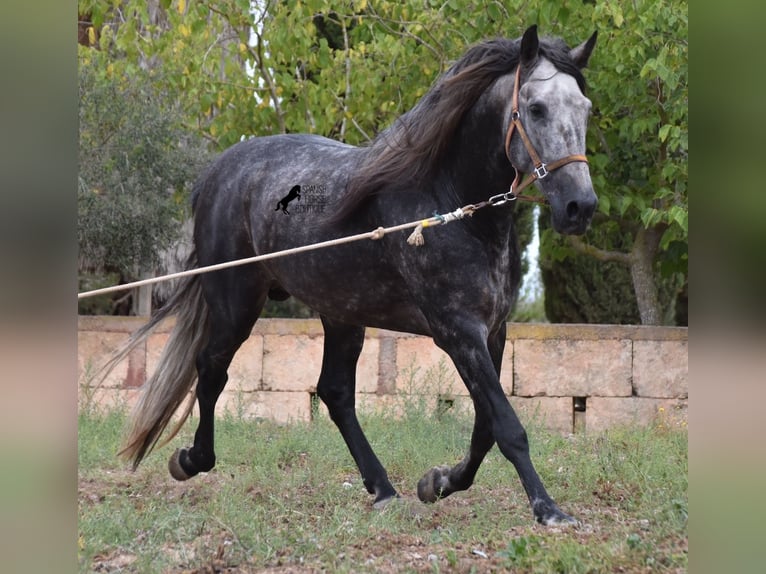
(492, 66, 589, 206)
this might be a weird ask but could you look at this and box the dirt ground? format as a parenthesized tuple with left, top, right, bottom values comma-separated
(79, 468, 687, 574)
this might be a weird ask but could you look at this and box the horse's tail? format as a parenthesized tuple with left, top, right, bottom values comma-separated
(94, 250, 210, 470)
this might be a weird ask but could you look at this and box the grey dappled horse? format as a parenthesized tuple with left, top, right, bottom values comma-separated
(111, 26, 597, 525)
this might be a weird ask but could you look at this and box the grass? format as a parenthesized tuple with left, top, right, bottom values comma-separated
(78, 399, 687, 573)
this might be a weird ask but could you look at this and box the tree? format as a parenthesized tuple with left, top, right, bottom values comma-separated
(78, 56, 209, 314)
(539, 0, 688, 325)
(539, 213, 681, 324)
(78, 1, 551, 147)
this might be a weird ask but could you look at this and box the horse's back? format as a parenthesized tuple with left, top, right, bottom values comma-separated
(193, 133, 360, 218)
(190, 133, 370, 265)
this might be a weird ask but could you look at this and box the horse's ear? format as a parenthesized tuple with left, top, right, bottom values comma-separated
(570, 30, 598, 69)
(520, 25, 539, 67)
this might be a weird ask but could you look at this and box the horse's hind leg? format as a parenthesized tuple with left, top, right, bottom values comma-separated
(169, 270, 265, 480)
(316, 316, 398, 507)
(417, 324, 504, 501)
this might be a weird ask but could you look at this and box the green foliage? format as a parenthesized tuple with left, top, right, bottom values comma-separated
(535, 0, 688, 323)
(78, 55, 209, 282)
(78, 0, 687, 322)
(76, 271, 123, 316)
(261, 298, 317, 319)
(497, 535, 540, 564)
(79, 0, 543, 149)
(510, 294, 548, 323)
(539, 215, 682, 324)
(588, 0, 687, 229)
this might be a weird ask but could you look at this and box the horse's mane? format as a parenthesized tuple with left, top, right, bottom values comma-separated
(332, 35, 586, 222)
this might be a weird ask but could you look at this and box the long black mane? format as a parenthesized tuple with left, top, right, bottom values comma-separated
(333, 35, 586, 222)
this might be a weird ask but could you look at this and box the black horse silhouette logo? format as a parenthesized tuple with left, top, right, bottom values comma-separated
(275, 185, 301, 215)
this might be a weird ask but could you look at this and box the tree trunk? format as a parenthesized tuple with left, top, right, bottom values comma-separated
(629, 226, 665, 325)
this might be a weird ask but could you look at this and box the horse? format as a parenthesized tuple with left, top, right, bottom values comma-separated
(104, 25, 598, 525)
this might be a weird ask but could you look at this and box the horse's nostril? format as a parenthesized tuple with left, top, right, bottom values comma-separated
(566, 201, 579, 220)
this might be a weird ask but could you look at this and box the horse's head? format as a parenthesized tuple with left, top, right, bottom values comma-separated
(505, 26, 598, 235)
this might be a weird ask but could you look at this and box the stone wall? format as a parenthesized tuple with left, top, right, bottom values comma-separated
(78, 316, 688, 434)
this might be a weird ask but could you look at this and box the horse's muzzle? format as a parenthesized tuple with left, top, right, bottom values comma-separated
(551, 190, 597, 235)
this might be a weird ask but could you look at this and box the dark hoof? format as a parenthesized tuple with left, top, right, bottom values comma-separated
(534, 500, 578, 526)
(417, 465, 451, 503)
(168, 448, 195, 481)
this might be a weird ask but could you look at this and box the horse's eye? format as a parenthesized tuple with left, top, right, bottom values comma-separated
(528, 103, 546, 120)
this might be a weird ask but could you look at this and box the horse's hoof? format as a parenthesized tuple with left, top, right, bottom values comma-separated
(543, 512, 579, 527)
(168, 448, 193, 481)
(417, 465, 451, 503)
(535, 500, 579, 526)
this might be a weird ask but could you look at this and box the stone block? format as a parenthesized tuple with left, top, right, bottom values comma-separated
(262, 335, 323, 392)
(355, 392, 440, 418)
(227, 334, 264, 392)
(254, 391, 311, 423)
(78, 330, 130, 389)
(509, 396, 573, 434)
(585, 397, 688, 433)
(124, 344, 146, 388)
(355, 393, 406, 417)
(216, 390, 311, 423)
(514, 339, 632, 397)
(499, 341, 514, 395)
(149, 333, 265, 393)
(146, 333, 169, 382)
(376, 336, 398, 394)
(355, 337, 380, 394)
(395, 338, 465, 396)
(633, 340, 688, 398)
(214, 390, 251, 418)
(77, 317, 688, 432)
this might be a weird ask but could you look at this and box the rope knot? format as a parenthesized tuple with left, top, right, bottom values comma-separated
(370, 226, 386, 240)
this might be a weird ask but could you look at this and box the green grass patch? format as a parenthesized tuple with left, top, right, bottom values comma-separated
(79, 400, 687, 573)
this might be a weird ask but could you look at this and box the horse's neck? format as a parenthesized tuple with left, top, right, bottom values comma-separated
(423, 165, 516, 253)
(442, 140, 515, 206)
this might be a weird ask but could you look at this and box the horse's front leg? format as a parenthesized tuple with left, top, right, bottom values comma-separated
(416, 397, 494, 501)
(417, 324, 504, 502)
(421, 321, 576, 525)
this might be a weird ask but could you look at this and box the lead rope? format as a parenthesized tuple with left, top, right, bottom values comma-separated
(77, 201, 502, 300)
(406, 204, 478, 246)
